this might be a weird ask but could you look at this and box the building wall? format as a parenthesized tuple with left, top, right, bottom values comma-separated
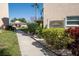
(44, 3, 79, 28)
(0, 3, 9, 28)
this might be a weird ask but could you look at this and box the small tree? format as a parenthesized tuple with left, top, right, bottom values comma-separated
(11, 18, 27, 23)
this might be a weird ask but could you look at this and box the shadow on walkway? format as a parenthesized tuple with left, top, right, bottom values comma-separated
(32, 41, 57, 56)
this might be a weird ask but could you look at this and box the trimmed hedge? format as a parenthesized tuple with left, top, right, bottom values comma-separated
(42, 28, 74, 49)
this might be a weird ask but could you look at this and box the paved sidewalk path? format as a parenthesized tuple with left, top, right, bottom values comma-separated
(16, 30, 46, 56)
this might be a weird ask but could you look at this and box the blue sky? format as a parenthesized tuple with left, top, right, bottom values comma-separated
(9, 3, 43, 22)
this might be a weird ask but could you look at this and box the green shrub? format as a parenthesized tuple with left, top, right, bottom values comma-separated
(27, 23, 38, 34)
(20, 28, 28, 33)
(5, 26, 15, 31)
(42, 28, 74, 49)
(36, 25, 43, 38)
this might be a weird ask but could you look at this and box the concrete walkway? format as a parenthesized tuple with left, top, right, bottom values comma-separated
(16, 30, 47, 56)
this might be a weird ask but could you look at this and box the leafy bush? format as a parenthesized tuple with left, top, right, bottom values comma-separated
(5, 26, 16, 31)
(27, 23, 38, 34)
(20, 28, 28, 33)
(21, 22, 43, 35)
(65, 27, 79, 55)
(65, 27, 79, 39)
(36, 25, 43, 38)
(42, 28, 74, 49)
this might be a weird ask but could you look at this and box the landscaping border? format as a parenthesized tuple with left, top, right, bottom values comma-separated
(30, 36, 62, 56)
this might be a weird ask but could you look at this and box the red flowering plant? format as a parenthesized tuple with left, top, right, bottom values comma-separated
(65, 27, 79, 55)
(65, 27, 79, 40)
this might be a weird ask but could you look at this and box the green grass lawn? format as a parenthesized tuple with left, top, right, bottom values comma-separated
(0, 30, 21, 56)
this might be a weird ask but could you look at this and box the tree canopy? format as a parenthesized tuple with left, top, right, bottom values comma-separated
(11, 18, 27, 23)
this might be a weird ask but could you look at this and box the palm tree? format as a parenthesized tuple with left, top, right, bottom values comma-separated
(32, 3, 39, 20)
(40, 8, 44, 20)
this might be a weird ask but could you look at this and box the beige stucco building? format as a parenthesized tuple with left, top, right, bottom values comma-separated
(0, 3, 9, 29)
(1, 3, 79, 29)
(43, 3, 79, 28)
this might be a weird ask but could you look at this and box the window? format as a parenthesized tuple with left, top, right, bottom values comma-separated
(66, 16, 79, 26)
(67, 21, 79, 25)
(67, 16, 79, 20)
(49, 20, 64, 28)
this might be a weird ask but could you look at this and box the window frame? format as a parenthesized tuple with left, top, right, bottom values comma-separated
(65, 16, 79, 27)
